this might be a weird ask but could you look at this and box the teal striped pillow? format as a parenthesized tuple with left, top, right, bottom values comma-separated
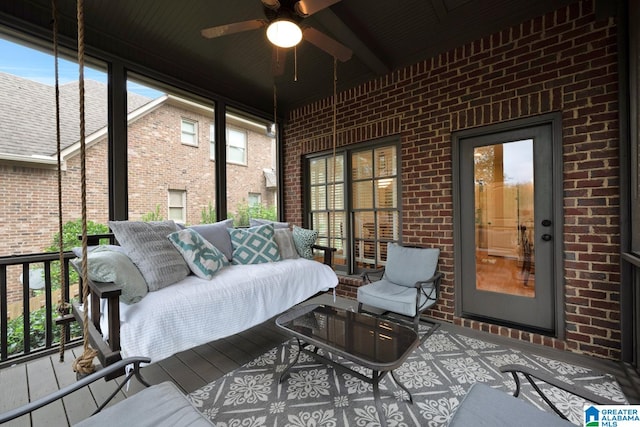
(168, 228, 228, 279)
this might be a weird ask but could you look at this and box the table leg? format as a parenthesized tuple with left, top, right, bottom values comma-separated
(391, 370, 413, 404)
(279, 338, 302, 383)
(372, 371, 388, 427)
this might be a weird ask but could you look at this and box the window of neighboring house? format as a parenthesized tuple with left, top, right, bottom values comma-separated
(248, 193, 261, 206)
(209, 123, 215, 160)
(227, 126, 247, 165)
(181, 118, 198, 146)
(168, 189, 186, 223)
(307, 140, 399, 273)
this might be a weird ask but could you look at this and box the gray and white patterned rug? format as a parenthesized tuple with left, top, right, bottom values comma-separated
(188, 328, 627, 426)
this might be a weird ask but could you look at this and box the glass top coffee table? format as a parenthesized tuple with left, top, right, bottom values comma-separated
(276, 304, 419, 427)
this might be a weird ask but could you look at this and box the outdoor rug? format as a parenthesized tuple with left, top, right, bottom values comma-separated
(188, 328, 627, 426)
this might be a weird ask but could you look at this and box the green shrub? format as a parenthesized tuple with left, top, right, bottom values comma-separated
(7, 304, 82, 355)
(141, 204, 164, 222)
(200, 201, 217, 224)
(45, 219, 109, 286)
(230, 200, 277, 227)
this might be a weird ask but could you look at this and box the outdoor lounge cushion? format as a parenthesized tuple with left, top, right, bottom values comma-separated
(74, 381, 213, 427)
(357, 243, 439, 317)
(357, 278, 435, 317)
(448, 382, 573, 427)
(383, 243, 439, 287)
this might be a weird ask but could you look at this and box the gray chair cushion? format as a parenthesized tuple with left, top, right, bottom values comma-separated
(74, 381, 214, 427)
(357, 278, 435, 317)
(448, 383, 574, 427)
(383, 243, 439, 287)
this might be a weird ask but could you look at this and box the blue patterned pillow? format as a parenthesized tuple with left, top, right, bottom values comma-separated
(228, 224, 281, 265)
(292, 225, 318, 259)
(168, 228, 228, 279)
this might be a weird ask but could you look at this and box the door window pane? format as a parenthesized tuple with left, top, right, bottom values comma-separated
(474, 139, 535, 297)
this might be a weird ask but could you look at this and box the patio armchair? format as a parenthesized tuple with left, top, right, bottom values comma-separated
(357, 243, 442, 341)
(449, 364, 623, 426)
(0, 357, 213, 426)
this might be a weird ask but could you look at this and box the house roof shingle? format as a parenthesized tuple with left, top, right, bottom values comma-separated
(0, 72, 152, 157)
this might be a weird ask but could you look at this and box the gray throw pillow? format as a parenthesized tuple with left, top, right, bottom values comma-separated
(108, 220, 189, 291)
(79, 247, 148, 304)
(249, 218, 290, 229)
(274, 228, 299, 260)
(189, 218, 235, 261)
(383, 243, 439, 287)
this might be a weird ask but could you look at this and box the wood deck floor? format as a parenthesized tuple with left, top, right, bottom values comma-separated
(2, 295, 640, 426)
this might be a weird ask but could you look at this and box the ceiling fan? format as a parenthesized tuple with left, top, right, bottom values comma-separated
(201, 0, 353, 73)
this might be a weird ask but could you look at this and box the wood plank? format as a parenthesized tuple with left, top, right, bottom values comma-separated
(157, 354, 207, 393)
(0, 363, 30, 427)
(26, 356, 68, 426)
(211, 336, 254, 365)
(69, 348, 128, 410)
(192, 343, 238, 375)
(51, 350, 98, 425)
(174, 346, 223, 386)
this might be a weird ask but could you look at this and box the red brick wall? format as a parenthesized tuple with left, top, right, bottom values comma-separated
(282, 0, 621, 359)
(127, 103, 276, 223)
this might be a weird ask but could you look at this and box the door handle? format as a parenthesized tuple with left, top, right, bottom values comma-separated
(541, 234, 552, 241)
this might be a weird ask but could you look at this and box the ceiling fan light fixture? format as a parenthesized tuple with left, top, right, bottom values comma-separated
(266, 19, 302, 48)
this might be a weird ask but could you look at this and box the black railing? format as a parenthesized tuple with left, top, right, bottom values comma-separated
(0, 251, 81, 367)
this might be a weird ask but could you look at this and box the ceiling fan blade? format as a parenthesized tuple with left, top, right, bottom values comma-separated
(295, 0, 341, 17)
(261, 0, 281, 10)
(201, 19, 266, 39)
(302, 27, 352, 62)
(271, 46, 287, 76)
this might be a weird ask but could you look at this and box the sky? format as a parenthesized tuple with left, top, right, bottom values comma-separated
(0, 37, 162, 98)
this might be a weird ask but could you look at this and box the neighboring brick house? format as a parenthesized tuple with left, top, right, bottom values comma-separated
(0, 72, 276, 303)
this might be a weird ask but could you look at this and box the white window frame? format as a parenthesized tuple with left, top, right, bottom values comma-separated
(209, 123, 215, 160)
(248, 192, 261, 206)
(168, 189, 187, 224)
(226, 126, 247, 165)
(181, 118, 198, 146)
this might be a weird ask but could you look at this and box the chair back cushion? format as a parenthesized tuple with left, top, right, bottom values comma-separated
(383, 243, 439, 287)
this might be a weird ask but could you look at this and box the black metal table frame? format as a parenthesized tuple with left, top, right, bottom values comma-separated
(277, 306, 418, 427)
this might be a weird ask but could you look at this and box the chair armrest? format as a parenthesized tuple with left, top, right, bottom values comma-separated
(361, 267, 385, 284)
(0, 357, 151, 423)
(415, 271, 443, 288)
(500, 364, 622, 419)
(311, 244, 337, 266)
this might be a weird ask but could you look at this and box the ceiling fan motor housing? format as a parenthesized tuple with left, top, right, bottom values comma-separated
(264, 0, 304, 24)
